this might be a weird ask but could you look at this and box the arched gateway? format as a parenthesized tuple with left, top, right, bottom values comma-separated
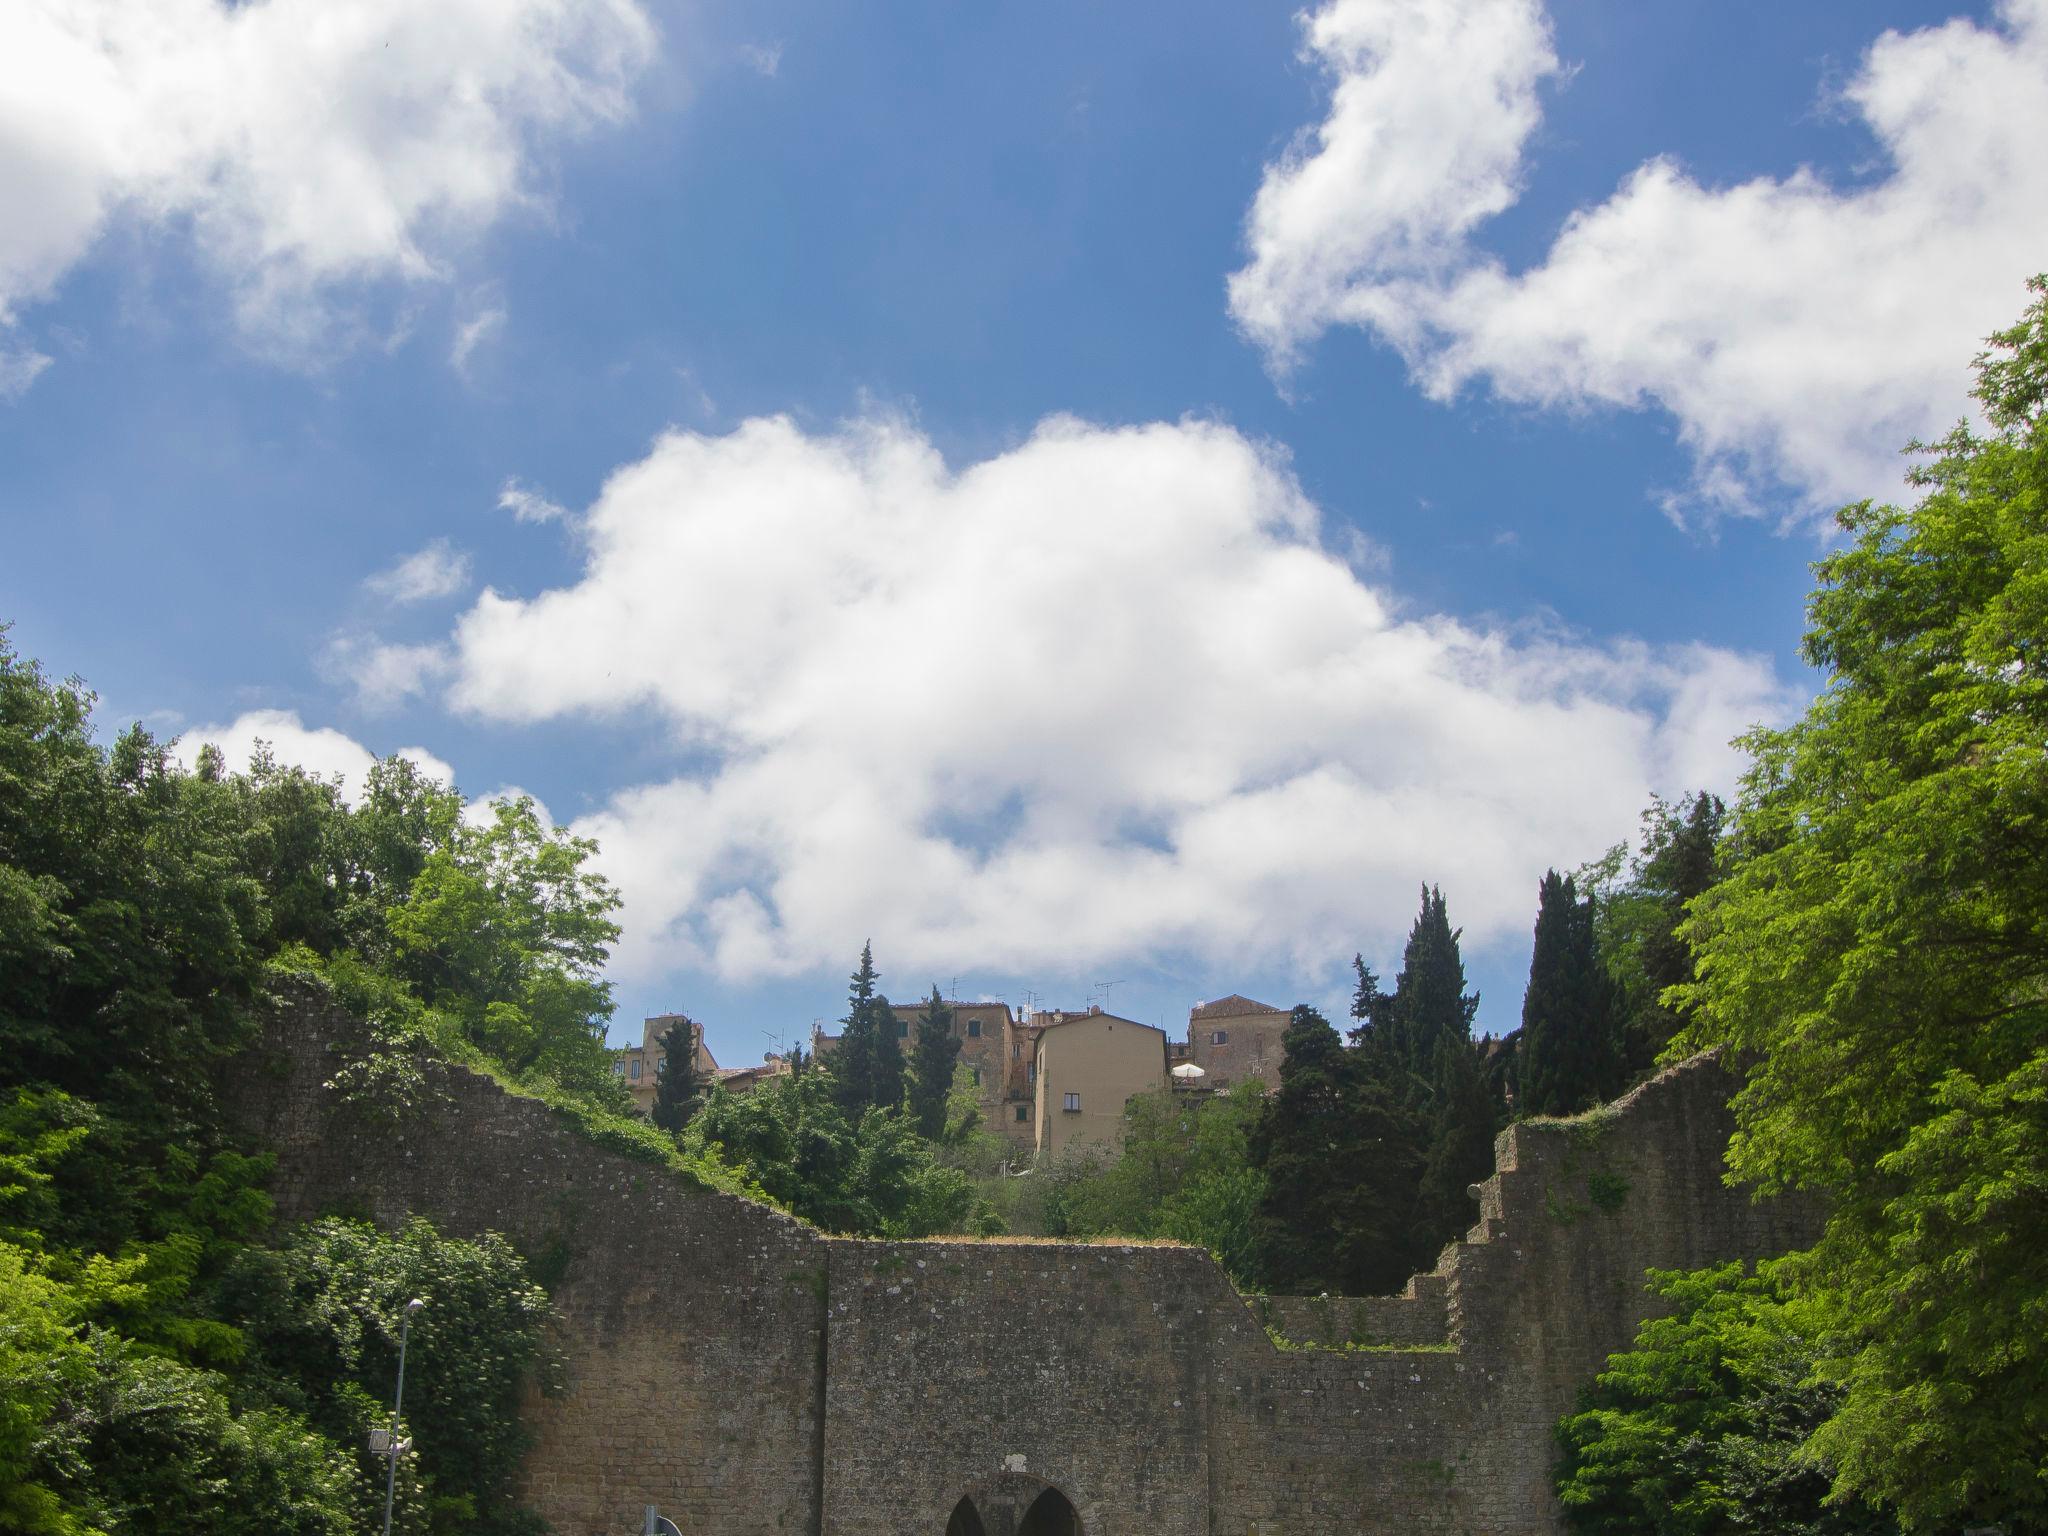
(945, 1475, 1083, 1536)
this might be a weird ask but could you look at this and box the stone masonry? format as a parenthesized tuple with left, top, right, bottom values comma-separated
(227, 982, 1822, 1536)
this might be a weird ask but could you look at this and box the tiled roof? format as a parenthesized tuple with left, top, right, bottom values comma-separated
(1189, 993, 1286, 1021)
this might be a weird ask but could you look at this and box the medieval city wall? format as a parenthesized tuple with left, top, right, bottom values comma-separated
(228, 983, 1822, 1536)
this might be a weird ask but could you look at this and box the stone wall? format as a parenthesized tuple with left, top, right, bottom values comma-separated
(227, 983, 1822, 1535)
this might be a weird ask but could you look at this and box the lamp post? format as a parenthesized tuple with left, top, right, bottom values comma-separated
(379, 1297, 425, 1536)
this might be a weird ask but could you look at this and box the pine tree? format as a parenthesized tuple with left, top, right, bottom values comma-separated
(907, 985, 958, 1140)
(1518, 871, 1621, 1116)
(650, 1015, 702, 1134)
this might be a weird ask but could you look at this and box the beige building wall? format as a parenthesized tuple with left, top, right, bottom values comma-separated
(886, 999, 1016, 1130)
(1186, 994, 1290, 1092)
(616, 1014, 720, 1116)
(1031, 1012, 1168, 1157)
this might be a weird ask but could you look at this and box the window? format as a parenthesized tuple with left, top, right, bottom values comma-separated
(1211, 1030, 1229, 1046)
(897, 1021, 910, 1038)
(1011, 1043, 1020, 1060)
(630, 1059, 643, 1081)
(1062, 1092, 1081, 1112)
(612, 1060, 626, 1076)
(1028, 1063, 1036, 1083)
(969, 1068, 981, 1087)
(967, 1019, 981, 1038)
(1015, 1104, 1029, 1122)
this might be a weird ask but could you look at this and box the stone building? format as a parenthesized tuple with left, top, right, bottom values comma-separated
(1185, 993, 1290, 1091)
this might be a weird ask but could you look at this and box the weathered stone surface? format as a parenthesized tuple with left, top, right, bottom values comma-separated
(227, 984, 1821, 1535)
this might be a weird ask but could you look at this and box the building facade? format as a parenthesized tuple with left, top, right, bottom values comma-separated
(1185, 994, 1290, 1092)
(1031, 1010, 1169, 1156)
(615, 1014, 720, 1116)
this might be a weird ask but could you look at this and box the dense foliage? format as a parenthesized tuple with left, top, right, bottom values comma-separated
(1557, 1263, 1896, 1536)
(0, 634, 622, 1532)
(1565, 279, 2048, 1532)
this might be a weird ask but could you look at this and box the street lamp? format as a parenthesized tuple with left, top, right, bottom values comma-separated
(377, 1297, 425, 1536)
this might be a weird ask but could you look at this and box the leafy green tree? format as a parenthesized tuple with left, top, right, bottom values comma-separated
(386, 796, 624, 1103)
(1557, 1263, 1897, 1536)
(1519, 871, 1621, 1117)
(907, 987, 961, 1140)
(1577, 792, 1728, 1078)
(650, 1015, 702, 1134)
(683, 1070, 994, 1238)
(226, 1216, 554, 1536)
(1674, 277, 2048, 1531)
(1249, 1006, 1426, 1295)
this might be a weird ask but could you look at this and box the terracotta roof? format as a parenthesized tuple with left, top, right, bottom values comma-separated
(1189, 994, 1286, 1021)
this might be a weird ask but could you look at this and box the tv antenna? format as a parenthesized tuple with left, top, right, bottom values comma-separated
(1095, 980, 1123, 1011)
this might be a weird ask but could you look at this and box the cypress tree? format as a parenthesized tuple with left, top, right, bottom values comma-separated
(1248, 1005, 1426, 1295)
(651, 1014, 702, 1134)
(1388, 886, 1480, 1099)
(1518, 871, 1622, 1116)
(831, 941, 883, 1117)
(1416, 1035, 1496, 1248)
(907, 985, 958, 1140)
(868, 989, 905, 1113)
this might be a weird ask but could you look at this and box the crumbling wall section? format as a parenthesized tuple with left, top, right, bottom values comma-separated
(228, 984, 828, 1536)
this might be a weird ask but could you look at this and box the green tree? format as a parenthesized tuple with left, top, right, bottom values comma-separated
(1519, 871, 1621, 1117)
(1674, 277, 2048, 1531)
(1577, 792, 1728, 1079)
(1249, 1006, 1426, 1295)
(829, 941, 883, 1117)
(1557, 1262, 1897, 1536)
(650, 1015, 702, 1134)
(1387, 887, 1480, 1097)
(907, 987, 960, 1141)
(1416, 1035, 1497, 1247)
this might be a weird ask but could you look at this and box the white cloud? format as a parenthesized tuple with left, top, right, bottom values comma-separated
(0, 0, 657, 367)
(1229, 0, 2048, 519)
(497, 476, 570, 523)
(450, 303, 507, 375)
(737, 41, 782, 78)
(174, 708, 454, 803)
(462, 785, 556, 829)
(364, 538, 473, 604)
(320, 633, 452, 711)
(390, 412, 1797, 987)
(0, 342, 52, 400)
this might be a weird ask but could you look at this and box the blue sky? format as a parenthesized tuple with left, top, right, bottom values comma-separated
(4, 0, 2044, 1066)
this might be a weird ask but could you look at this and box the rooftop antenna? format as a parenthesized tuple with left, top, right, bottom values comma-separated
(1096, 980, 1123, 1012)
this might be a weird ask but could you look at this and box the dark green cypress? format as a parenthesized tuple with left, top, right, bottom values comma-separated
(650, 1014, 702, 1133)
(1519, 871, 1622, 1116)
(1249, 1005, 1427, 1295)
(831, 941, 882, 1117)
(907, 985, 958, 1139)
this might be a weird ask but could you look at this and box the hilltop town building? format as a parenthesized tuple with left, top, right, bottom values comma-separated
(615, 1014, 790, 1113)
(1031, 1010, 1169, 1155)
(1185, 993, 1290, 1091)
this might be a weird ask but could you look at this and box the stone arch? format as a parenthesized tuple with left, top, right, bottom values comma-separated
(1016, 1485, 1080, 1536)
(943, 1472, 1086, 1536)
